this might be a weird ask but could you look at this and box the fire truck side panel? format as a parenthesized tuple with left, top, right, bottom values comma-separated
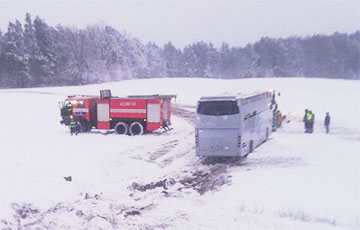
(147, 122, 161, 131)
(146, 99, 162, 131)
(97, 121, 110, 130)
(87, 98, 99, 122)
(146, 99, 161, 123)
(97, 99, 110, 130)
(109, 99, 147, 119)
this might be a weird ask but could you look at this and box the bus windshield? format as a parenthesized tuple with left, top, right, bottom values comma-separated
(197, 101, 239, 116)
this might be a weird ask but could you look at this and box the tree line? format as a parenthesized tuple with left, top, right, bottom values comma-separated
(0, 13, 359, 88)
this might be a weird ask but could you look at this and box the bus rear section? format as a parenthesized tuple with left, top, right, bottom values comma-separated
(195, 99, 242, 157)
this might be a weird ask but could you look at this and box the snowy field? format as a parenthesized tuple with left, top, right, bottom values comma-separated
(0, 77, 359, 230)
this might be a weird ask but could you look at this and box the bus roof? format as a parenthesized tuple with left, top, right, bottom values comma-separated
(199, 91, 271, 102)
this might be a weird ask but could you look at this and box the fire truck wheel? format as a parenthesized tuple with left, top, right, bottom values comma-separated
(114, 122, 129, 135)
(129, 121, 144, 135)
(81, 121, 92, 132)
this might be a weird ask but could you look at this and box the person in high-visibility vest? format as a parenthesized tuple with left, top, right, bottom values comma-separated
(303, 109, 309, 133)
(306, 110, 315, 133)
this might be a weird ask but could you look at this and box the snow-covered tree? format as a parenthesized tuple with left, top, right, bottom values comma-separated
(163, 42, 184, 77)
(144, 42, 167, 78)
(0, 13, 359, 88)
(1, 21, 30, 88)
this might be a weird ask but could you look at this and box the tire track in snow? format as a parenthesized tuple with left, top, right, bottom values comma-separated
(171, 104, 196, 124)
(139, 104, 234, 195)
(163, 104, 304, 195)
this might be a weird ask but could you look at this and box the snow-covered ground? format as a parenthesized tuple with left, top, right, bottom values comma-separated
(0, 78, 359, 230)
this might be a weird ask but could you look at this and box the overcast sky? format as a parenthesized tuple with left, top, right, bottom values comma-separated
(0, 0, 359, 48)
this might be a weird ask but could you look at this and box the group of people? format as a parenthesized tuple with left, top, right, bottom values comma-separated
(303, 109, 315, 133)
(303, 109, 331, 133)
(270, 92, 279, 131)
(270, 92, 286, 130)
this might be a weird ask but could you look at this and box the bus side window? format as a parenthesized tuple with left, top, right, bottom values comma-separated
(245, 111, 257, 120)
(245, 111, 257, 131)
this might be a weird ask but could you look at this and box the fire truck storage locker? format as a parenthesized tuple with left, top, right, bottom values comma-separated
(97, 99, 110, 130)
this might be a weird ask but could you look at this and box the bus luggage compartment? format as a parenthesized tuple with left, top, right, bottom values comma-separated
(196, 128, 240, 156)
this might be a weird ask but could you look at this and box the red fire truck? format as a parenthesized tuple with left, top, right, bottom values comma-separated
(59, 90, 176, 135)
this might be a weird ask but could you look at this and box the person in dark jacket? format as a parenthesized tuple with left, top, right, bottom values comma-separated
(162, 119, 170, 131)
(324, 112, 330, 133)
(69, 117, 81, 135)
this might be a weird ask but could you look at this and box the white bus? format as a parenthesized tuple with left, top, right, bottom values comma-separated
(195, 91, 273, 157)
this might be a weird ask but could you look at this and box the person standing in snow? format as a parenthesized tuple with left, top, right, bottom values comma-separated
(270, 93, 278, 131)
(69, 117, 80, 135)
(162, 119, 170, 131)
(307, 110, 315, 133)
(276, 110, 283, 128)
(303, 109, 309, 133)
(324, 112, 330, 133)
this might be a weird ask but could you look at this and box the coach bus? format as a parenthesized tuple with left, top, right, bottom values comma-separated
(195, 91, 273, 157)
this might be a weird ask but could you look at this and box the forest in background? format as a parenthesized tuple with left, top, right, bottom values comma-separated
(0, 13, 359, 88)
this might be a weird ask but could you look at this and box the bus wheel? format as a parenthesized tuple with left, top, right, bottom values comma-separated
(249, 140, 254, 153)
(114, 122, 129, 135)
(129, 121, 144, 135)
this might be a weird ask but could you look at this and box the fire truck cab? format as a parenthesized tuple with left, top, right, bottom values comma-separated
(59, 90, 176, 135)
